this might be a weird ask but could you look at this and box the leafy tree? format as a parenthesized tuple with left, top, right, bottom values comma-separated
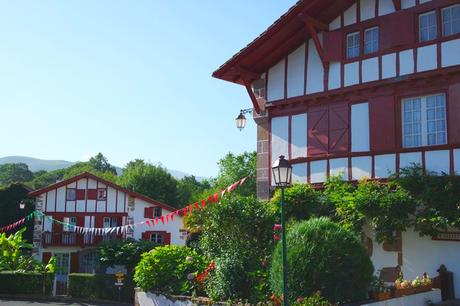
(176, 175, 211, 206)
(117, 160, 179, 207)
(0, 163, 33, 187)
(89, 153, 117, 175)
(97, 239, 159, 273)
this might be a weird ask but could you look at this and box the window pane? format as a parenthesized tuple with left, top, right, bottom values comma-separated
(347, 32, 360, 59)
(428, 134, 436, 145)
(420, 11, 437, 42)
(443, 5, 460, 36)
(364, 27, 379, 54)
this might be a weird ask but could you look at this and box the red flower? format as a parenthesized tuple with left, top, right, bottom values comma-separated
(273, 234, 280, 241)
(273, 224, 282, 231)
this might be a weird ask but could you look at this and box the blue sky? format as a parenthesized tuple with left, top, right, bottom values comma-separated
(0, 1, 297, 177)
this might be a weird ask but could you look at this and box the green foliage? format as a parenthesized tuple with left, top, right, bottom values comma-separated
(294, 292, 332, 306)
(397, 165, 460, 237)
(0, 271, 54, 295)
(176, 175, 212, 205)
(0, 183, 34, 242)
(0, 163, 33, 187)
(68, 273, 134, 302)
(270, 218, 374, 304)
(97, 239, 159, 272)
(118, 159, 179, 207)
(0, 228, 35, 272)
(199, 195, 275, 302)
(269, 184, 332, 221)
(89, 153, 118, 175)
(134, 245, 207, 295)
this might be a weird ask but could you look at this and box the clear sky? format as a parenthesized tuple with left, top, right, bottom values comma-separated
(0, 1, 297, 178)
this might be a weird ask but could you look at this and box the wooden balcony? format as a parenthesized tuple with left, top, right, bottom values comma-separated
(42, 231, 122, 247)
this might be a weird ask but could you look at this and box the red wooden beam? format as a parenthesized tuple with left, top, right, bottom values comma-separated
(299, 15, 329, 70)
(392, 0, 401, 10)
(237, 67, 261, 114)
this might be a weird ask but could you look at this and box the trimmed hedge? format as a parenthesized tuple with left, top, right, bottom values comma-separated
(68, 273, 134, 302)
(0, 271, 53, 295)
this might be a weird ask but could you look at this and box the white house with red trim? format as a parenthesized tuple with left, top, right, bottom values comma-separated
(214, 0, 460, 298)
(29, 172, 185, 295)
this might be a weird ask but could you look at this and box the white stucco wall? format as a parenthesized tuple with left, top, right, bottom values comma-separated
(267, 59, 285, 101)
(287, 44, 305, 98)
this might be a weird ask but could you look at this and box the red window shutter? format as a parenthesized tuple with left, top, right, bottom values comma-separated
(381, 11, 414, 50)
(141, 231, 150, 241)
(76, 189, 86, 200)
(87, 189, 97, 200)
(53, 216, 62, 233)
(329, 103, 349, 154)
(449, 83, 460, 145)
(70, 252, 79, 273)
(163, 232, 171, 245)
(308, 107, 329, 156)
(369, 96, 396, 151)
(42, 252, 52, 264)
(144, 207, 153, 219)
(323, 30, 343, 62)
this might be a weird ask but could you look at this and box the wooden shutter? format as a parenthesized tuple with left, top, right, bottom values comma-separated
(308, 107, 329, 156)
(70, 252, 79, 273)
(42, 252, 52, 264)
(144, 207, 153, 219)
(76, 190, 86, 200)
(163, 232, 171, 245)
(87, 189, 97, 200)
(323, 30, 343, 62)
(369, 96, 396, 151)
(141, 231, 150, 241)
(381, 10, 414, 50)
(329, 103, 349, 154)
(449, 83, 460, 145)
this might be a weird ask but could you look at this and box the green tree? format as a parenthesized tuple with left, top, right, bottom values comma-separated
(213, 152, 256, 197)
(89, 153, 117, 175)
(0, 163, 33, 187)
(176, 175, 211, 206)
(117, 160, 179, 207)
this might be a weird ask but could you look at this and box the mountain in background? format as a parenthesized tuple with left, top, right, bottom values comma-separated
(0, 156, 203, 180)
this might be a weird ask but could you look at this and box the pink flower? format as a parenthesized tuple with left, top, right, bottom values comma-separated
(273, 234, 280, 241)
(273, 224, 282, 231)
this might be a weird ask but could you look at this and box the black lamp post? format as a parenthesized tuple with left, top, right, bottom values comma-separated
(272, 155, 292, 306)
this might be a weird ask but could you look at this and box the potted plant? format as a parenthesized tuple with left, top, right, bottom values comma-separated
(394, 272, 414, 297)
(370, 275, 392, 301)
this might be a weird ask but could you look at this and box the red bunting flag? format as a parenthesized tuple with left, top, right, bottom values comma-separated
(160, 216, 164, 224)
(146, 220, 151, 227)
(194, 202, 200, 210)
(213, 193, 219, 203)
(170, 212, 175, 221)
(208, 195, 214, 203)
(201, 200, 206, 208)
(182, 208, 188, 216)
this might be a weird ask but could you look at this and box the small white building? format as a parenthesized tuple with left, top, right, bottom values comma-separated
(29, 172, 185, 295)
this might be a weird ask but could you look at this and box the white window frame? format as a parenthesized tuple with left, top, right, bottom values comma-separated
(442, 4, 460, 36)
(347, 31, 360, 59)
(252, 78, 266, 99)
(150, 233, 164, 244)
(63, 217, 76, 232)
(364, 27, 379, 54)
(103, 217, 117, 228)
(153, 207, 162, 218)
(419, 11, 438, 42)
(97, 188, 107, 201)
(402, 93, 447, 148)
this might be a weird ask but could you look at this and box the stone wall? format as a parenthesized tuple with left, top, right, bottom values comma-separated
(255, 111, 270, 200)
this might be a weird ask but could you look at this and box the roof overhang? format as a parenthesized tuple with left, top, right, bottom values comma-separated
(212, 0, 354, 85)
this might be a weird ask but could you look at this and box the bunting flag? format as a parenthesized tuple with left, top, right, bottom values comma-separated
(0, 176, 249, 235)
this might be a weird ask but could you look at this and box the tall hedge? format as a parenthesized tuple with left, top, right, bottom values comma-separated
(270, 218, 374, 304)
(0, 272, 53, 295)
(68, 273, 134, 302)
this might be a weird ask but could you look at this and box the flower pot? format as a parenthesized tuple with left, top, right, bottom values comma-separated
(371, 291, 392, 301)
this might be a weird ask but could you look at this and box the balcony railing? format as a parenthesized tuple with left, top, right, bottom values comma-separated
(42, 231, 123, 247)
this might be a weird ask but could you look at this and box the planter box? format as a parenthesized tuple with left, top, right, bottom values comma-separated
(362, 289, 441, 306)
(371, 291, 392, 301)
(393, 287, 415, 297)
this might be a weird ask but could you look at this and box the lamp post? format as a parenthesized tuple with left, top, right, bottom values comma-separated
(272, 155, 292, 306)
(235, 108, 252, 131)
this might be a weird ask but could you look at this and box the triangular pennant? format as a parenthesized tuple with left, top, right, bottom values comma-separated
(170, 212, 175, 221)
(201, 200, 206, 208)
(213, 193, 219, 203)
(240, 177, 247, 186)
(166, 214, 170, 222)
(194, 202, 200, 210)
(160, 216, 164, 224)
(208, 195, 214, 203)
(146, 220, 151, 227)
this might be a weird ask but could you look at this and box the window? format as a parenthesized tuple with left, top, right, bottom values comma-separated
(252, 79, 266, 99)
(150, 233, 164, 244)
(419, 11, 437, 42)
(103, 217, 118, 228)
(153, 207, 162, 218)
(402, 93, 447, 148)
(364, 27, 379, 54)
(347, 32, 360, 59)
(442, 4, 460, 36)
(66, 189, 76, 201)
(63, 217, 76, 232)
(97, 188, 107, 200)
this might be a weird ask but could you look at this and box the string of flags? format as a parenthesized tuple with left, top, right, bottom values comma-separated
(0, 176, 248, 236)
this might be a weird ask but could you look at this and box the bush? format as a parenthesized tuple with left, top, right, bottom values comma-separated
(134, 245, 207, 295)
(270, 218, 374, 304)
(0, 271, 53, 295)
(68, 273, 134, 302)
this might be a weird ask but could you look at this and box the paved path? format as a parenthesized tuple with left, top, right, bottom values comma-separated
(0, 299, 127, 306)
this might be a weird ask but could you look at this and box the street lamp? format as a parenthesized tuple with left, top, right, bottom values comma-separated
(235, 108, 252, 131)
(19, 201, 25, 210)
(272, 155, 292, 306)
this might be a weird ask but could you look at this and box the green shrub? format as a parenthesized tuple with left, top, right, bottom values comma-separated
(134, 245, 207, 295)
(294, 292, 332, 306)
(68, 273, 134, 302)
(270, 218, 374, 304)
(0, 271, 53, 295)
